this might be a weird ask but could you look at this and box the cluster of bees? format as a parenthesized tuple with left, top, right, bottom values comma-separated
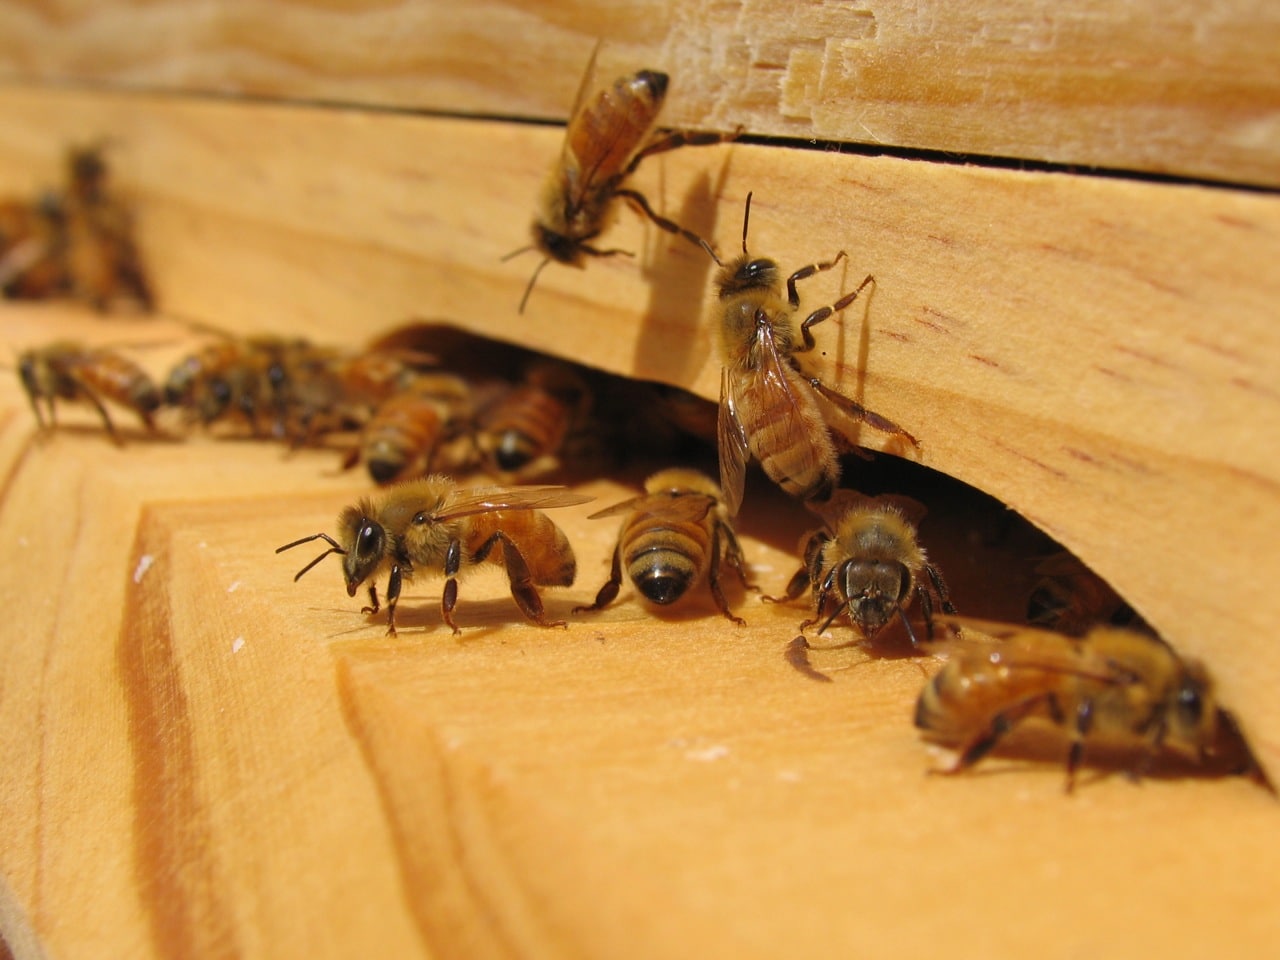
(10, 50, 1265, 792)
(0, 144, 151, 311)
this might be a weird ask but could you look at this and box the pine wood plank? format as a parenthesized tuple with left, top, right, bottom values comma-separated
(0, 87, 1276, 778)
(0, 306, 1276, 959)
(0, 1, 1277, 186)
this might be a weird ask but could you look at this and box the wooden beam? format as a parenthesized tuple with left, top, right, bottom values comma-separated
(0, 1, 1277, 185)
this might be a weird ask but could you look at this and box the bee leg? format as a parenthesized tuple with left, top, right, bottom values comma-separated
(625, 128, 736, 175)
(720, 523, 757, 592)
(613, 188, 718, 262)
(938, 696, 1048, 776)
(440, 539, 464, 636)
(383, 566, 402, 637)
(1064, 696, 1095, 794)
(78, 383, 123, 445)
(804, 570, 842, 633)
(361, 584, 380, 616)
(794, 273, 876, 350)
(923, 564, 958, 638)
(785, 252, 849, 309)
(484, 532, 566, 629)
(762, 567, 809, 605)
(572, 540, 623, 614)
(707, 526, 746, 626)
(806, 376, 919, 447)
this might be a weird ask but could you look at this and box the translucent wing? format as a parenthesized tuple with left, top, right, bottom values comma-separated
(588, 490, 716, 523)
(936, 616, 1135, 685)
(435, 484, 593, 521)
(717, 365, 750, 516)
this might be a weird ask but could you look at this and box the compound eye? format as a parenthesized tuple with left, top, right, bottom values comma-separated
(357, 521, 385, 558)
(412, 512, 428, 526)
(1177, 684, 1204, 722)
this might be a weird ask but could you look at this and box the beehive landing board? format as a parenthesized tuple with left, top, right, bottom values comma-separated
(0, 307, 1276, 959)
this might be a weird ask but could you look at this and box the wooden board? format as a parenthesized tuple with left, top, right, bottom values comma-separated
(0, 1, 1278, 186)
(0, 305, 1276, 960)
(0, 86, 1277, 782)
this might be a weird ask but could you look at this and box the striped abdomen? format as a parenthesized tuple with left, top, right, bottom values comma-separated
(740, 365, 837, 503)
(621, 512, 712, 605)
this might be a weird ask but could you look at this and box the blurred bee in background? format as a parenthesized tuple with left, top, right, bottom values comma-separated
(1026, 551, 1137, 636)
(342, 372, 474, 483)
(714, 192, 917, 517)
(58, 145, 153, 311)
(574, 468, 753, 624)
(767, 492, 954, 646)
(276, 476, 592, 635)
(914, 619, 1249, 792)
(0, 193, 64, 299)
(506, 47, 729, 312)
(19, 340, 160, 442)
(475, 359, 592, 477)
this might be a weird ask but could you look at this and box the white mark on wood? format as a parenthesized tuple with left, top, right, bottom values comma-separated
(227, 580, 241, 593)
(685, 744, 730, 762)
(133, 554, 155, 583)
(232, 637, 245, 654)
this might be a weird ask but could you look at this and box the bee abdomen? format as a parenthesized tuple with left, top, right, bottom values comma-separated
(625, 524, 708, 605)
(362, 395, 444, 484)
(482, 387, 570, 472)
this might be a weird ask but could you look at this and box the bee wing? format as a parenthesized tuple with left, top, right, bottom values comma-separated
(588, 491, 716, 523)
(717, 366, 750, 516)
(434, 484, 593, 521)
(935, 616, 1132, 685)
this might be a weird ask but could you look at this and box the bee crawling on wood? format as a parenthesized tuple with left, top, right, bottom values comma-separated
(766, 491, 954, 646)
(713, 192, 918, 517)
(277, 476, 592, 635)
(915, 618, 1263, 792)
(18, 340, 161, 443)
(506, 46, 731, 312)
(574, 468, 754, 624)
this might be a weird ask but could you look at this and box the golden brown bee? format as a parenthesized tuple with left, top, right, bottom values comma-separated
(277, 477, 592, 635)
(18, 341, 160, 442)
(715, 193, 917, 516)
(507, 48, 727, 312)
(0, 196, 64, 299)
(574, 468, 753, 624)
(343, 372, 474, 484)
(1026, 551, 1136, 636)
(59, 145, 153, 311)
(915, 620, 1224, 792)
(476, 360, 591, 476)
(767, 492, 954, 645)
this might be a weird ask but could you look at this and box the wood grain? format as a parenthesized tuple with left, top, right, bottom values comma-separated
(0, 0, 1278, 186)
(0, 86, 1276, 778)
(0, 307, 1276, 960)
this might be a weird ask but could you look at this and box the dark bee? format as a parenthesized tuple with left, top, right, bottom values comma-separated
(19, 341, 160, 442)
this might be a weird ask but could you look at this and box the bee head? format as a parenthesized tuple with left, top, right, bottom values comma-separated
(1166, 659, 1217, 756)
(533, 223, 584, 268)
(716, 255, 779, 300)
(841, 559, 910, 639)
(342, 513, 387, 597)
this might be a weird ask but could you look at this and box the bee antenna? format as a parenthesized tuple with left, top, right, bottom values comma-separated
(516, 257, 551, 315)
(500, 244, 534, 263)
(896, 604, 922, 648)
(740, 191, 753, 256)
(698, 237, 724, 268)
(275, 532, 346, 581)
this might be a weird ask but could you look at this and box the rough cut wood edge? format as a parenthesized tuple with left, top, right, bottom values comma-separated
(0, 0, 1278, 186)
(0, 86, 1277, 771)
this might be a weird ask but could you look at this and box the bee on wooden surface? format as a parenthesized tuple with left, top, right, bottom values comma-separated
(767, 492, 954, 645)
(342, 372, 475, 484)
(574, 468, 753, 624)
(915, 620, 1231, 792)
(476, 360, 591, 477)
(506, 47, 728, 312)
(276, 476, 592, 635)
(1026, 551, 1136, 636)
(18, 340, 160, 442)
(0, 195, 64, 299)
(59, 144, 153, 311)
(714, 193, 917, 516)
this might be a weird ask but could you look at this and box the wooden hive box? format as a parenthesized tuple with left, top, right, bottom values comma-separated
(0, 2, 1278, 957)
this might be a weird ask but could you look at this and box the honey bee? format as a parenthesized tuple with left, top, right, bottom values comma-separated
(343, 372, 474, 483)
(574, 468, 753, 624)
(915, 620, 1227, 791)
(18, 341, 160, 442)
(0, 195, 64, 299)
(507, 47, 727, 312)
(476, 360, 591, 476)
(60, 145, 153, 311)
(1026, 551, 1136, 636)
(714, 193, 917, 516)
(767, 492, 954, 645)
(276, 477, 592, 635)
